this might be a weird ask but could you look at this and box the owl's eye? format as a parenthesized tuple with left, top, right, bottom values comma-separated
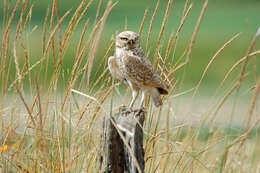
(120, 37, 128, 41)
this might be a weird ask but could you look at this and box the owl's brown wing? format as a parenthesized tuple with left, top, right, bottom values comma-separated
(122, 54, 169, 94)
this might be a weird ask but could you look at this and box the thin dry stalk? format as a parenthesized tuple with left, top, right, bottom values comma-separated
(162, 103, 171, 172)
(183, 0, 190, 16)
(35, 77, 43, 132)
(71, 20, 90, 80)
(21, 4, 33, 78)
(186, 0, 207, 63)
(49, 0, 56, 30)
(210, 75, 247, 123)
(220, 117, 260, 172)
(55, 0, 63, 67)
(90, 43, 114, 92)
(44, 9, 71, 56)
(61, 68, 82, 112)
(59, 0, 87, 62)
(165, 32, 174, 61)
(15, 83, 36, 126)
(219, 29, 259, 130)
(95, 0, 103, 24)
(124, 17, 128, 30)
(13, 1, 31, 88)
(2, 0, 7, 25)
(194, 33, 240, 95)
(145, 0, 160, 51)
(0, 0, 20, 97)
(165, 4, 193, 62)
(172, 0, 208, 73)
(49, 0, 58, 68)
(43, 7, 50, 86)
(238, 27, 260, 83)
(2, 0, 20, 45)
(54, 112, 65, 172)
(219, 50, 260, 88)
(89, 85, 114, 126)
(23, 4, 33, 32)
(91, 40, 114, 86)
(233, 77, 260, 155)
(138, 8, 149, 36)
(154, 0, 173, 66)
(246, 77, 260, 129)
(75, 0, 95, 28)
(8, 10, 71, 90)
(76, 19, 90, 58)
(147, 109, 165, 171)
(42, 7, 50, 53)
(75, 19, 103, 88)
(13, 41, 21, 86)
(72, 89, 102, 127)
(87, 0, 117, 86)
(15, 0, 28, 41)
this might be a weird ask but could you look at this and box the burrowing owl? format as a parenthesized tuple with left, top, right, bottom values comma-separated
(108, 31, 169, 109)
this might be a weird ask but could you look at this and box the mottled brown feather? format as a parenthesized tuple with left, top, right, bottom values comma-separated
(120, 54, 168, 94)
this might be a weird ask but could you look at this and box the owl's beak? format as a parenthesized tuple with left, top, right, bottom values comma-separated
(128, 39, 135, 45)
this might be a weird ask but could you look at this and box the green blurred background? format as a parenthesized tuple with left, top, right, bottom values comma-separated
(1, 0, 259, 90)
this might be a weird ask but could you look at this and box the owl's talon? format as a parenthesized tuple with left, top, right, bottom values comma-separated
(121, 107, 133, 114)
(140, 106, 145, 111)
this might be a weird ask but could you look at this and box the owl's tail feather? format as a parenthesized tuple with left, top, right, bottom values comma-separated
(150, 88, 163, 107)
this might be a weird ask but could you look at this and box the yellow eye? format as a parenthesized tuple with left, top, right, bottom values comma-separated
(120, 37, 128, 41)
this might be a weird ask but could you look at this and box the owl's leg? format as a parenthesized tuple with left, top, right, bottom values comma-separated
(129, 90, 139, 109)
(140, 90, 146, 108)
(128, 81, 139, 110)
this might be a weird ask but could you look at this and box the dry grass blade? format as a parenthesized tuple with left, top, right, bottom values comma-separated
(15, 83, 36, 126)
(165, 4, 193, 62)
(246, 77, 260, 130)
(138, 8, 149, 36)
(210, 75, 247, 123)
(87, 0, 118, 85)
(35, 77, 43, 132)
(13, 41, 21, 85)
(95, 0, 103, 24)
(232, 77, 260, 155)
(42, 6, 50, 53)
(59, 0, 87, 59)
(76, 19, 90, 58)
(2, 0, 20, 43)
(146, 0, 160, 51)
(238, 27, 260, 82)
(154, 0, 173, 66)
(220, 116, 260, 172)
(91, 40, 114, 88)
(44, 10, 71, 56)
(186, 0, 208, 62)
(8, 10, 71, 90)
(172, 0, 208, 73)
(219, 50, 260, 88)
(194, 33, 240, 93)
(0, 0, 21, 94)
(71, 89, 100, 105)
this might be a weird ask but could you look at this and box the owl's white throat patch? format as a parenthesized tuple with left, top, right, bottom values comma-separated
(116, 47, 124, 57)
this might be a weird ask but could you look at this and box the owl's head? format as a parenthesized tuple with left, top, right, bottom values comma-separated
(116, 31, 141, 49)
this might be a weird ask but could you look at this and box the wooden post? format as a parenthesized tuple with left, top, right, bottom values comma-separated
(99, 108, 145, 173)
